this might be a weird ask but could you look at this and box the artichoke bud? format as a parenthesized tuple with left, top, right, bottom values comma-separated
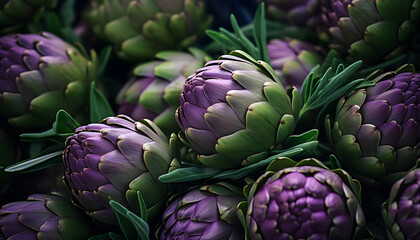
(116, 47, 210, 136)
(63, 115, 173, 226)
(84, 0, 213, 61)
(259, 0, 323, 29)
(0, 32, 98, 130)
(0, 0, 57, 34)
(328, 67, 420, 187)
(176, 50, 300, 169)
(243, 158, 368, 240)
(0, 193, 96, 240)
(320, 0, 420, 63)
(383, 168, 420, 240)
(268, 38, 324, 91)
(157, 182, 245, 240)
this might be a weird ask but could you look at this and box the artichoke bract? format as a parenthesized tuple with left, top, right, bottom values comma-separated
(176, 50, 300, 169)
(63, 115, 172, 225)
(383, 169, 420, 240)
(246, 159, 366, 240)
(328, 68, 420, 186)
(259, 0, 322, 29)
(268, 38, 324, 91)
(0, 32, 94, 129)
(158, 182, 245, 240)
(321, 0, 420, 62)
(0, 193, 95, 240)
(84, 0, 212, 61)
(0, 0, 56, 34)
(116, 48, 210, 135)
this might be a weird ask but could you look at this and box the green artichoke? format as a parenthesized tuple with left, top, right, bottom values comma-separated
(84, 0, 212, 61)
(0, 0, 56, 34)
(383, 168, 420, 240)
(0, 32, 97, 129)
(176, 50, 300, 169)
(158, 182, 245, 239)
(63, 115, 172, 225)
(244, 158, 366, 240)
(116, 47, 210, 135)
(321, 0, 420, 62)
(326, 67, 420, 187)
(0, 193, 96, 240)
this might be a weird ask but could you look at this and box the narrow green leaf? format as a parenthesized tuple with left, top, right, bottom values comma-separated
(230, 14, 258, 58)
(137, 191, 147, 222)
(88, 233, 124, 240)
(283, 130, 319, 148)
(109, 200, 150, 240)
(98, 46, 112, 75)
(90, 81, 115, 123)
(53, 110, 80, 134)
(5, 150, 62, 173)
(19, 129, 68, 144)
(158, 167, 222, 183)
(126, 212, 150, 240)
(214, 147, 303, 179)
(58, 0, 76, 27)
(109, 200, 140, 240)
(253, 3, 269, 63)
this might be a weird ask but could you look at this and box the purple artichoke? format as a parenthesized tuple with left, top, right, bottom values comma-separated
(0, 32, 95, 129)
(383, 168, 420, 240)
(268, 38, 324, 91)
(320, 0, 420, 62)
(259, 0, 322, 29)
(176, 50, 299, 169)
(63, 115, 172, 225)
(158, 182, 245, 240)
(327, 67, 420, 186)
(245, 158, 366, 240)
(0, 193, 95, 240)
(116, 48, 209, 135)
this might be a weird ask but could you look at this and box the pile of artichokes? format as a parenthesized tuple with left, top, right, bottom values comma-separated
(0, 0, 419, 239)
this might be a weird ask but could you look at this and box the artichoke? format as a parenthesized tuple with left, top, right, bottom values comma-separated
(0, 32, 95, 129)
(158, 182, 245, 240)
(63, 115, 172, 225)
(0, 0, 56, 34)
(116, 48, 210, 135)
(0, 193, 95, 240)
(259, 0, 322, 29)
(268, 38, 324, 91)
(320, 0, 420, 62)
(383, 168, 420, 240)
(245, 158, 366, 240)
(84, 0, 212, 61)
(327, 67, 420, 186)
(176, 50, 300, 169)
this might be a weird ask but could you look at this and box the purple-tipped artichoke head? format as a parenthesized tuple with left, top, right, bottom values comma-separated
(63, 115, 173, 225)
(268, 38, 324, 91)
(176, 51, 300, 169)
(0, 32, 95, 130)
(328, 68, 420, 187)
(158, 182, 245, 240)
(320, 0, 420, 62)
(246, 158, 366, 240)
(259, 0, 322, 29)
(383, 168, 420, 240)
(0, 0, 56, 34)
(0, 193, 95, 240)
(84, 0, 213, 61)
(116, 48, 210, 135)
